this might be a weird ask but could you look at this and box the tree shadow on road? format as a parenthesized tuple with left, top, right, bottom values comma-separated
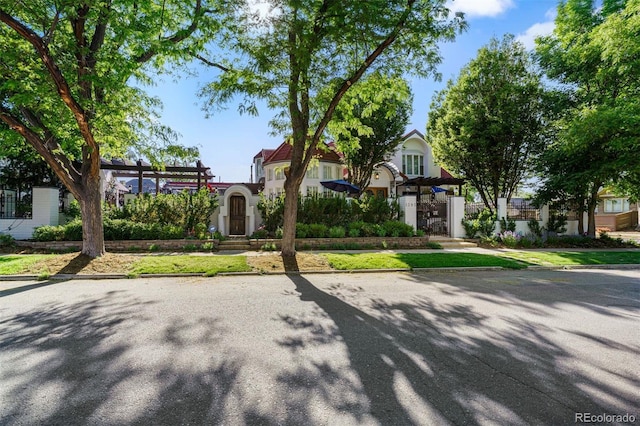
(273, 271, 638, 425)
(0, 291, 240, 425)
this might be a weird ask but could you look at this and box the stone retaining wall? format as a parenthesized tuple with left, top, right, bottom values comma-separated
(16, 239, 219, 252)
(16, 236, 435, 252)
(249, 236, 433, 250)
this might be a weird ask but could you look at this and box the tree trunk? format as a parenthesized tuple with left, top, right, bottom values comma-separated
(281, 177, 300, 257)
(79, 174, 105, 257)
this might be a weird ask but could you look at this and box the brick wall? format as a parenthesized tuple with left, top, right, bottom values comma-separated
(16, 239, 219, 252)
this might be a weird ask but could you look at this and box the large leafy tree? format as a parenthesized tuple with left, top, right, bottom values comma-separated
(535, 0, 640, 236)
(0, 1, 219, 257)
(328, 73, 412, 194)
(199, 0, 465, 256)
(427, 35, 548, 214)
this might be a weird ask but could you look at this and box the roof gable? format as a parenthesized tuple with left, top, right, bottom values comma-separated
(264, 141, 342, 165)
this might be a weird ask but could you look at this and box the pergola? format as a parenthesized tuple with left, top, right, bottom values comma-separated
(100, 159, 214, 194)
(399, 176, 465, 196)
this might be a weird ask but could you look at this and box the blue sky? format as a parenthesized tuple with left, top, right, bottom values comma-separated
(146, 0, 559, 183)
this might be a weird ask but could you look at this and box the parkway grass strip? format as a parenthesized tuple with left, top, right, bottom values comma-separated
(0, 255, 53, 275)
(323, 252, 526, 270)
(498, 250, 640, 266)
(129, 255, 252, 276)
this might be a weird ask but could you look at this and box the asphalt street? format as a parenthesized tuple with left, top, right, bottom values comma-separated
(1, 269, 638, 425)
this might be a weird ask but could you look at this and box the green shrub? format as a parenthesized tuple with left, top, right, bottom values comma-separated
(374, 224, 387, 237)
(462, 208, 496, 238)
(415, 229, 426, 237)
(201, 242, 214, 251)
(260, 242, 278, 251)
(547, 213, 568, 235)
(348, 228, 360, 238)
(257, 193, 285, 233)
(328, 226, 346, 238)
(183, 243, 197, 252)
(0, 233, 15, 247)
(63, 219, 83, 241)
(425, 241, 442, 249)
(33, 225, 66, 241)
(527, 219, 543, 238)
(251, 228, 269, 239)
(275, 227, 283, 239)
(499, 217, 516, 232)
(148, 244, 160, 252)
(382, 221, 414, 237)
(193, 223, 209, 239)
(295, 223, 308, 238)
(308, 223, 329, 238)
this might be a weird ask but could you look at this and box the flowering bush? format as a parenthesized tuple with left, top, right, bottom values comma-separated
(496, 230, 523, 248)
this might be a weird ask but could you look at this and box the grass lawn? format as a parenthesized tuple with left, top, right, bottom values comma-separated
(499, 251, 640, 266)
(323, 252, 526, 270)
(129, 255, 251, 277)
(0, 255, 53, 275)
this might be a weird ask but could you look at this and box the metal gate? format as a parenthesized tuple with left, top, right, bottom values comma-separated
(417, 197, 449, 236)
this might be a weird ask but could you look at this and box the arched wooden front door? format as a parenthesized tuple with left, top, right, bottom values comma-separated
(229, 195, 246, 235)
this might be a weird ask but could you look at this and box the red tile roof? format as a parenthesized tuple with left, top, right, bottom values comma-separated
(441, 168, 455, 179)
(264, 141, 342, 165)
(253, 149, 275, 160)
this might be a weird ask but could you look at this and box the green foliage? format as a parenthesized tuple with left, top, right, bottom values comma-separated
(63, 200, 81, 220)
(425, 241, 443, 249)
(250, 228, 269, 239)
(148, 244, 160, 252)
(328, 226, 346, 239)
(182, 244, 197, 252)
(461, 208, 497, 238)
(382, 221, 414, 238)
(535, 0, 640, 236)
(257, 194, 285, 235)
(527, 219, 544, 238)
(33, 225, 66, 242)
(0, 1, 222, 256)
(499, 217, 517, 232)
(328, 73, 413, 192)
(199, 0, 466, 255)
(33, 219, 186, 242)
(0, 233, 16, 247)
(115, 189, 217, 236)
(428, 35, 548, 212)
(307, 224, 329, 238)
(260, 242, 278, 252)
(200, 242, 214, 251)
(546, 214, 568, 235)
(259, 194, 401, 234)
(295, 223, 308, 239)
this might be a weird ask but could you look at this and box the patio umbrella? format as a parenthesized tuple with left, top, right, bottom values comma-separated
(320, 179, 360, 194)
(431, 186, 447, 193)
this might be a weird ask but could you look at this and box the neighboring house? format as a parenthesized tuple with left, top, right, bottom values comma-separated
(259, 142, 345, 198)
(389, 129, 441, 180)
(595, 188, 638, 231)
(254, 129, 450, 199)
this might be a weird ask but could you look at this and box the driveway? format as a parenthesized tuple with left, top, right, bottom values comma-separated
(1, 269, 638, 425)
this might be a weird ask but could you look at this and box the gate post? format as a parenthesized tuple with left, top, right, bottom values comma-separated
(399, 195, 417, 230)
(450, 197, 466, 238)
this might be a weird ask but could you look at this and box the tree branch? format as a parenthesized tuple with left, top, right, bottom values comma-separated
(0, 9, 99, 155)
(309, 0, 416, 151)
(0, 106, 82, 195)
(135, 0, 203, 63)
(195, 54, 230, 72)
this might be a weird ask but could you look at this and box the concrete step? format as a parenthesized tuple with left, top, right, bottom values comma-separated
(218, 240, 251, 251)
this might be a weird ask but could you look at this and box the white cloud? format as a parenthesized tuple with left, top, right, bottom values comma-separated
(446, 0, 515, 17)
(516, 9, 556, 50)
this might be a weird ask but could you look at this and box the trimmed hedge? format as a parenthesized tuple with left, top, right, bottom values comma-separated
(33, 218, 191, 242)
